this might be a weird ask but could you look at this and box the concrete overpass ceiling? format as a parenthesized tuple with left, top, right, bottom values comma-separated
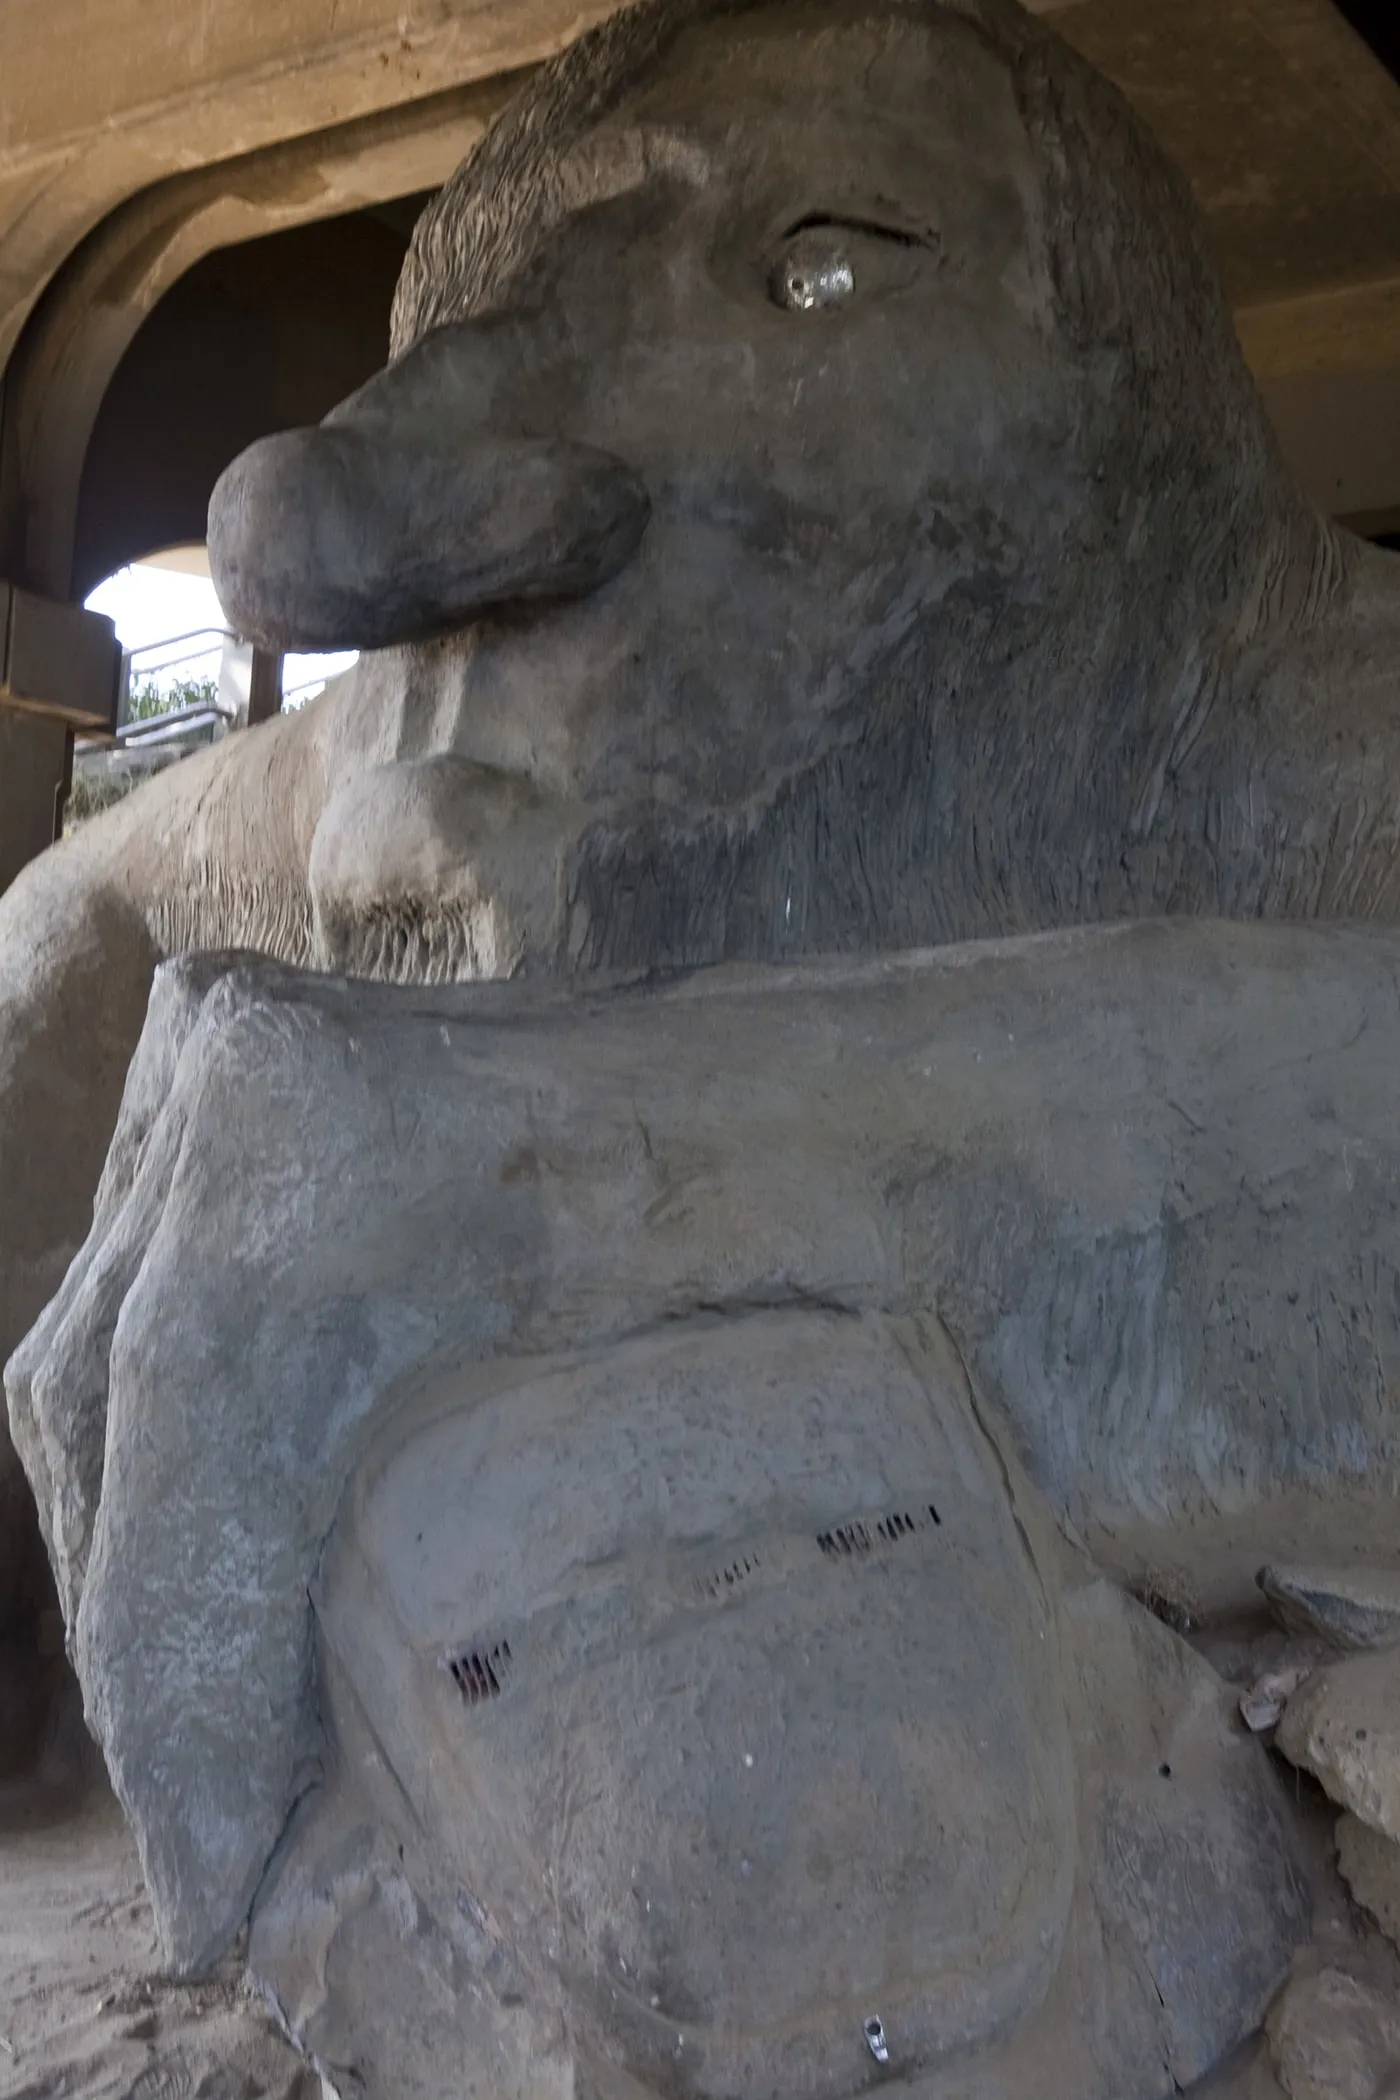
(1042, 0, 1400, 532)
(1051, 0, 1400, 312)
(72, 200, 436, 600)
(0, 76, 520, 602)
(1, 3, 1393, 335)
(1332, 0, 1399, 83)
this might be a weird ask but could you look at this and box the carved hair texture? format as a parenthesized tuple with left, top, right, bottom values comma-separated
(391, 0, 1276, 495)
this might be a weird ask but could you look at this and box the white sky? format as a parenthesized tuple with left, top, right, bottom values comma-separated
(85, 556, 357, 705)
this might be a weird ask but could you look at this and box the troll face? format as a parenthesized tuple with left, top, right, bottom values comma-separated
(211, 0, 1147, 824)
(211, 0, 1283, 980)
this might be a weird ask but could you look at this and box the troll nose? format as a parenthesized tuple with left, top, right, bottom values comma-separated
(207, 322, 649, 654)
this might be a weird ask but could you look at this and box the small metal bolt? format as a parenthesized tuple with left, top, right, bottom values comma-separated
(864, 2016, 889, 2064)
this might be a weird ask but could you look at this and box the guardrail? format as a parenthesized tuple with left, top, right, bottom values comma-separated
(124, 624, 232, 681)
(100, 626, 354, 739)
(118, 625, 247, 731)
(116, 705, 231, 747)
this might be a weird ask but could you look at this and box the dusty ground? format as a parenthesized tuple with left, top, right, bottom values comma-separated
(0, 1671, 313, 2100)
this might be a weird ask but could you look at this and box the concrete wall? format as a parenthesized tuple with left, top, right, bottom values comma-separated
(0, 713, 65, 891)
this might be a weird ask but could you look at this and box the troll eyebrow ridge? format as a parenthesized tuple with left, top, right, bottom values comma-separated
(544, 124, 713, 245)
(406, 122, 714, 333)
(779, 211, 934, 250)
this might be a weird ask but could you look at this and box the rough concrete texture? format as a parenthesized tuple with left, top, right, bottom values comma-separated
(10, 913, 1394, 2024)
(3, 0, 1400, 1442)
(247, 1731, 564, 2100)
(1267, 1965, 1400, 2100)
(1277, 1650, 1400, 1843)
(289, 1324, 1302, 2100)
(8, 950, 244, 1630)
(256, 1661, 1309, 2100)
(1259, 1566, 1400, 1652)
(1198, 2048, 1290, 2100)
(3, 2, 1400, 2091)
(1336, 1815, 1400, 1953)
(0, 848, 159, 1626)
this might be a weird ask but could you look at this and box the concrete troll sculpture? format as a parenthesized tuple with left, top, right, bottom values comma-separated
(1, 0, 1398, 1382)
(4, 0, 1400, 2095)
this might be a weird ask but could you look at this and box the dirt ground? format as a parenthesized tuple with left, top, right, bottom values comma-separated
(0, 1671, 313, 2100)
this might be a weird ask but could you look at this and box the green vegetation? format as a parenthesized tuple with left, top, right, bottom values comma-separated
(126, 673, 219, 721)
(65, 675, 224, 833)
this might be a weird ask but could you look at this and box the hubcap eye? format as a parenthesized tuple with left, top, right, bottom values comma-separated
(771, 232, 856, 312)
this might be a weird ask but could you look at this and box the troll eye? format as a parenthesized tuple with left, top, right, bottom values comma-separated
(768, 213, 927, 313)
(771, 231, 855, 312)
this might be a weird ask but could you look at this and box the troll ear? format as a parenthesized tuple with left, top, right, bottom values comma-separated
(208, 392, 649, 655)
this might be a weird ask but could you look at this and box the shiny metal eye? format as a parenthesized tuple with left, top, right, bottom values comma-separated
(771, 233, 855, 312)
